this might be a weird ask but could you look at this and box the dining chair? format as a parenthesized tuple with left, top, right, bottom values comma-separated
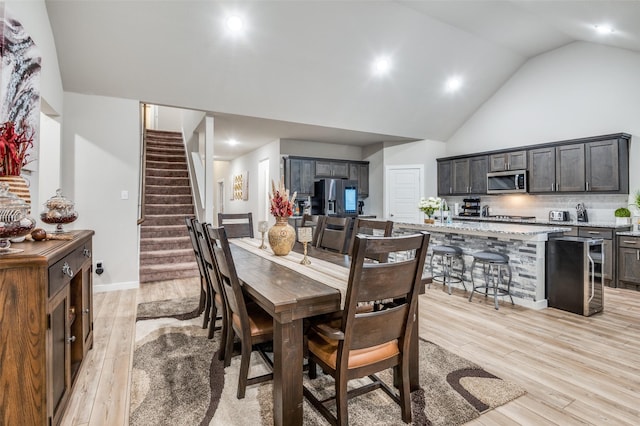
(304, 231, 430, 425)
(315, 216, 350, 253)
(184, 217, 211, 329)
(347, 218, 394, 262)
(204, 225, 274, 399)
(194, 221, 228, 352)
(217, 212, 254, 238)
(301, 214, 325, 246)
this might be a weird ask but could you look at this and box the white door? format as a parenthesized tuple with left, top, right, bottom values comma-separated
(385, 166, 423, 223)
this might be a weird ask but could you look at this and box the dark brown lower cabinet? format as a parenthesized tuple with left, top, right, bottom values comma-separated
(617, 235, 640, 291)
(0, 230, 94, 426)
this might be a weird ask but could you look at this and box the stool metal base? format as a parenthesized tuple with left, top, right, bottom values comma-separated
(430, 250, 466, 295)
(468, 258, 514, 310)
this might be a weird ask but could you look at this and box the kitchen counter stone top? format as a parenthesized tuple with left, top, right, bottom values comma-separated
(396, 220, 569, 242)
(453, 215, 630, 229)
(617, 230, 640, 236)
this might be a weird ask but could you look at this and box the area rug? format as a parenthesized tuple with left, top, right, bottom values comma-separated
(130, 298, 525, 426)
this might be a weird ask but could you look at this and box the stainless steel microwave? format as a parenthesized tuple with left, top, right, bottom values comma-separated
(486, 170, 527, 194)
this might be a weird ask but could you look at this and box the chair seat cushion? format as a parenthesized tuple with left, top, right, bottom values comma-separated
(307, 328, 399, 370)
(432, 245, 463, 255)
(214, 292, 224, 308)
(473, 251, 509, 263)
(232, 304, 273, 337)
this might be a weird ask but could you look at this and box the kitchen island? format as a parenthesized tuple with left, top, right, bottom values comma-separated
(395, 221, 570, 309)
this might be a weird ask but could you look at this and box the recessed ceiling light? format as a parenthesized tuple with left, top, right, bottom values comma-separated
(226, 138, 238, 146)
(445, 77, 463, 92)
(226, 15, 245, 35)
(372, 56, 392, 76)
(594, 24, 614, 35)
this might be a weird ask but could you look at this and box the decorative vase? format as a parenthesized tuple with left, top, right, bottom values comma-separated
(424, 218, 435, 224)
(0, 175, 31, 213)
(616, 217, 631, 226)
(268, 216, 296, 256)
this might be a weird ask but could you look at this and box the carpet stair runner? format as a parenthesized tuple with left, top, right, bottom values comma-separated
(139, 129, 199, 283)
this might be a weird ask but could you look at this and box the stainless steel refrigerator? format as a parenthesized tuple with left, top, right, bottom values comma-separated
(310, 179, 358, 217)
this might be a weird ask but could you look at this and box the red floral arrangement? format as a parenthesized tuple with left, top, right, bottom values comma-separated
(0, 121, 34, 176)
(269, 178, 296, 218)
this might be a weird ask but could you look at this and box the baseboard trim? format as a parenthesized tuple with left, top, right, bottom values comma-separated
(94, 281, 139, 293)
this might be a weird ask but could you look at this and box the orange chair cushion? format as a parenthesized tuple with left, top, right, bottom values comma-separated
(308, 330, 399, 370)
(214, 293, 224, 308)
(232, 304, 273, 337)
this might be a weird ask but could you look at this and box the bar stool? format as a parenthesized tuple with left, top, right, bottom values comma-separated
(468, 251, 514, 310)
(429, 245, 466, 295)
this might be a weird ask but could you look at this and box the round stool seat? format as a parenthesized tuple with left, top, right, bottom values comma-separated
(432, 245, 463, 256)
(473, 251, 509, 263)
(430, 245, 466, 295)
(469, 250, 513, 310)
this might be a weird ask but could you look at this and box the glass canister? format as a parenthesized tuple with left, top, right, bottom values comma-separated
(41, 188, 78, 233)
(0, 182, 36, 252)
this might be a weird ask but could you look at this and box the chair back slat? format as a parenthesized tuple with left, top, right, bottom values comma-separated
(194, 221, 223, 296)
(185, 217, 207, 279)
(350, 305, 408, 350)
(339, 232, 430, 361)
(356, 262, 416, 302)
(347, 219, 394, 262)
(218, 213, 254, 238)
(204, 225, 249, 330)
(316, 216, 350, 253)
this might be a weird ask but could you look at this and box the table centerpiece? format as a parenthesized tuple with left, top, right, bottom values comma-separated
(268, 178, 297, 256)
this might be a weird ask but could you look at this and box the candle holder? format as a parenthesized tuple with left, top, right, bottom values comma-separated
(258, 221, 269, 249)
(297, 227, 313, 265)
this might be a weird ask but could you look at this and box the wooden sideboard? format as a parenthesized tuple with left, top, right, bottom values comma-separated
(0, 230, 94, 426)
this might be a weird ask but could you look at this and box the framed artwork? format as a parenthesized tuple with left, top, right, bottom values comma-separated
(231, 171, 248, 201)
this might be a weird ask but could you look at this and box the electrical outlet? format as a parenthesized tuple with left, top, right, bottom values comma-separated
(96, 260, 104, 275)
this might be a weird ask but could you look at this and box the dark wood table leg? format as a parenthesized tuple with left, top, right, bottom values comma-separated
(273, 318, 304, 426)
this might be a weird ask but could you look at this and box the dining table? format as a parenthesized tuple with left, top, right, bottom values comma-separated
(228, 238, 427, 426)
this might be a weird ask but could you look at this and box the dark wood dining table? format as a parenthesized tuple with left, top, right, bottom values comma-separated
(228, 239, 427, 426)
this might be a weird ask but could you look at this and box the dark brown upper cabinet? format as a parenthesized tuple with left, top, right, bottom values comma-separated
(488, 150, 527, 172)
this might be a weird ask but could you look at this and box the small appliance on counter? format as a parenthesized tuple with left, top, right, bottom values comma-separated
(549, 210, 570, 221)
(481, 205, 490, 217)
(576, 203, 588, 222)
(460, 197, 481, 216)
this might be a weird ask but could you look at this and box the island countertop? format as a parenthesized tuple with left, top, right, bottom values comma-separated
(396, 220, 570, 241)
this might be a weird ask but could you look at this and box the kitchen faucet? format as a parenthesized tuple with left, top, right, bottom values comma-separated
(440, 199, 448, 224)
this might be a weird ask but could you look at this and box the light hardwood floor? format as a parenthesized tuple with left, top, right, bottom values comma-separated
(62, 279, 640, 425)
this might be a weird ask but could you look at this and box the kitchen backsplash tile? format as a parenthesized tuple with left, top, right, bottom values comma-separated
(446, 194, 631, 223)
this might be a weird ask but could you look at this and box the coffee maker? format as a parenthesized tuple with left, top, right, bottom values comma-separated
(576, 203, 588, 222)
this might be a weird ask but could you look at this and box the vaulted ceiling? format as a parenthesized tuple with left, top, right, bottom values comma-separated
(45, 0, 640, 159)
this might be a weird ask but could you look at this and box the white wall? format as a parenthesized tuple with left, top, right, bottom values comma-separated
(62, 92, 141, 290)
(37, 113, 61, 224)
(447, 41, 640, 206)
(383, 139, 447, 205)
(155, 105, 183, 131)
(281, 139, 363, 161)
(225, 139, 281, 233)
